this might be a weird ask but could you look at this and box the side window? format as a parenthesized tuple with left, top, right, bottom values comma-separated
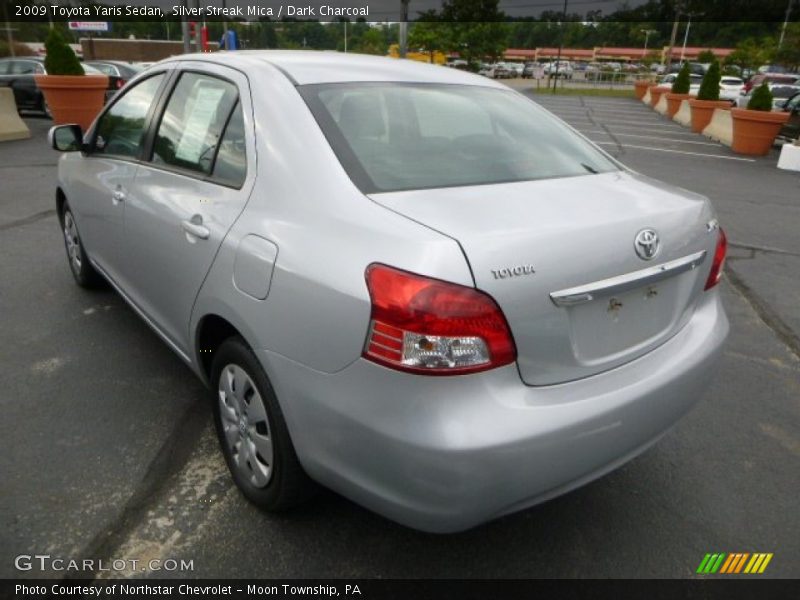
(151, 72, 238, 175)
(93, 64, 117, 77)
(93, 74, 165, 158)
(212, 101, 247, 187)
(11, 61, 37, 75)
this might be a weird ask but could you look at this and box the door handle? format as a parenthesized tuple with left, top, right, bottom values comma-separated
(112, 190, 125, 203)
(181, 216, 210, 240)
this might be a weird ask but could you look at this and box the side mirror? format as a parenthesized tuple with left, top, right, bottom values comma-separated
(48, 124, 84, 152)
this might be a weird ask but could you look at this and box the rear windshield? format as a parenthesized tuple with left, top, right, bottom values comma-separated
(300, 83, 618, 194)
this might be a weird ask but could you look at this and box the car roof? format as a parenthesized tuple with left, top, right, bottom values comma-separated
(160, 50, 505, 88)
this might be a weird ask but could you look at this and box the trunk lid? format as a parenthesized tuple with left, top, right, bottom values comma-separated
(370, 171, 718, 386)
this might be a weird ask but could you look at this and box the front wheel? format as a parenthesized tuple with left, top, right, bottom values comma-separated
(211, 337, 315, 510)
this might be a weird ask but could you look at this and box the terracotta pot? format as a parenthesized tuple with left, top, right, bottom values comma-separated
(34, 74, 108, 131)
(688, 99, 732, 133)
(730, 108, 791, 156)
(648, 86, 670, 108)
(665, 93, 693, 118)
(633, 80, 655, 100)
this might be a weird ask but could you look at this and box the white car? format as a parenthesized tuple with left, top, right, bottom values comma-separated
(719, 76, 744, 103)
(543, 61, 573, 79)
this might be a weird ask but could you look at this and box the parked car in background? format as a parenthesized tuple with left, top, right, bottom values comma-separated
(521, 62, 538, 78)
(718, 76, 745, 103)
(736, 83, 800, 110)
(741, 72, 798, 95)
(668, 62, 706, 76)
(659, 72, 703, 94)
(543, 60, 573, 79)
(0, 56, 48, 115)
(0, 56, 111, 115)
(479, 63, 512, 79)
(85, 60, 143, 88)
(777, 90, 800, 142)
(47, 51, 728, 533)
(651, 63, 667, 75)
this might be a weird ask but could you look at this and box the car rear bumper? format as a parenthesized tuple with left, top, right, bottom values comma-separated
(259, 290, 728, 533)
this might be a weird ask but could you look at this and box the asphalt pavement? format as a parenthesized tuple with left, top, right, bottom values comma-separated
(1, 98, 798, 579)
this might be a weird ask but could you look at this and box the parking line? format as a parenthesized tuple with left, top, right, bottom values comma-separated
(581, 131, 723, 146)
(594, 141, 755, 161)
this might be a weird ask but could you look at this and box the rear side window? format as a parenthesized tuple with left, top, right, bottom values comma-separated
(93, 74, 165, 158)
(152, 72, 238, 176)
(211, 101, 247, 187)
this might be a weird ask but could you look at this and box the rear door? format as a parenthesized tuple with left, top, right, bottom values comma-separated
(119, 63, 255, 356)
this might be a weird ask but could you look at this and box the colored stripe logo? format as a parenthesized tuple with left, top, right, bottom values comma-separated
(697, 553, 773, 574)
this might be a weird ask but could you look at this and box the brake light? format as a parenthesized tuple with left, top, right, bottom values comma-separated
(363, 264, 516, 375)
(116, 79, 125, 89)
(704, 228, 727, 290)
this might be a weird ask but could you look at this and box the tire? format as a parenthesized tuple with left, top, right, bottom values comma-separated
(60, 203, 103, 288)
(211, 337, 316, 510)
(39, 94, 52, 119)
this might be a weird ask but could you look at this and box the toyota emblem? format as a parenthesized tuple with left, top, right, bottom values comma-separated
(634, 229, 660, 260)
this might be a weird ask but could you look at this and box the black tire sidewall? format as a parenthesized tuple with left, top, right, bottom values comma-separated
(61, 205, 99, 288)
(210, 337, 305, 510)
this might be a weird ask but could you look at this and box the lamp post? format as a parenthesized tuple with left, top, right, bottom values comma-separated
(778, 0, 795, 50)
(641, 28, 657, 53)
(679, 14, 692, 62)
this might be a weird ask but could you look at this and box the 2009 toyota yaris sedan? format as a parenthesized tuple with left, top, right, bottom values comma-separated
(49, 51, 728, 533)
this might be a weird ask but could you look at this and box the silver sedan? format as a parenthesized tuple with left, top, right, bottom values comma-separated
(49, 51, 729, 533)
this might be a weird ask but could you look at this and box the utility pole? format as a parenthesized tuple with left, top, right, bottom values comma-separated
(181, 0, 190, 55)
(778, 0, 794, 50)
(664, 1, 682, 72)
(399, 0, 409, 58)
(680, 14, 692, 62)
(552, 0, 568, 92)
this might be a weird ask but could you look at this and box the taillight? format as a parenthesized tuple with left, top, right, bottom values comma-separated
(704, 228, 727, 290)
(363, 264, 516, 375)
(116, 79, 125, 89)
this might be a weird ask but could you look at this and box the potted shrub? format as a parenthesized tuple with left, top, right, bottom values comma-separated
(688, 61, 730, 133)
(33, 28, 108, 131)
(665, 62, 693, 118)
(648, 81, 671, 108)
(731, 83, 791, 156)
(634, 77, 656, 100)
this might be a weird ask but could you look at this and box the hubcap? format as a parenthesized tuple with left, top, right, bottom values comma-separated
(63, 211, 82, 272)
(218, 364, 273, 488)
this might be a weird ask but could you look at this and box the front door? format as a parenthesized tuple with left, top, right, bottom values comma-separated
(70, 72, 168, 283)
(121, 65, 254, 356)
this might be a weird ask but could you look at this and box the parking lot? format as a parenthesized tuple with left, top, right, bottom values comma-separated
(1, 91, 799, 579)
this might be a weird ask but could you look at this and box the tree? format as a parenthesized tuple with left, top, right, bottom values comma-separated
(408, 20, 448, 63)
(436, 0, 509, 67)
(697, 49, 716, 63)
(43, 28, 84, 76)
(697, 60, 721, 101)
(726, 37, 776, 72)
(774, 22, 800, 69)
(747, 83, 773, 111)
(671, 62, 691, 93)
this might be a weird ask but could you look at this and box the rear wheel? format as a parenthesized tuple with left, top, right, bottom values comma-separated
(61, 204, 102, 288)
(211, 337, 315, 510)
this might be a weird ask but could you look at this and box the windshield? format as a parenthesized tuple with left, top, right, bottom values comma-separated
(300, 83, 619, 194)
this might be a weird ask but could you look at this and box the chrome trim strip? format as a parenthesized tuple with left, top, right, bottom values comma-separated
(550, 250, 707, 307)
